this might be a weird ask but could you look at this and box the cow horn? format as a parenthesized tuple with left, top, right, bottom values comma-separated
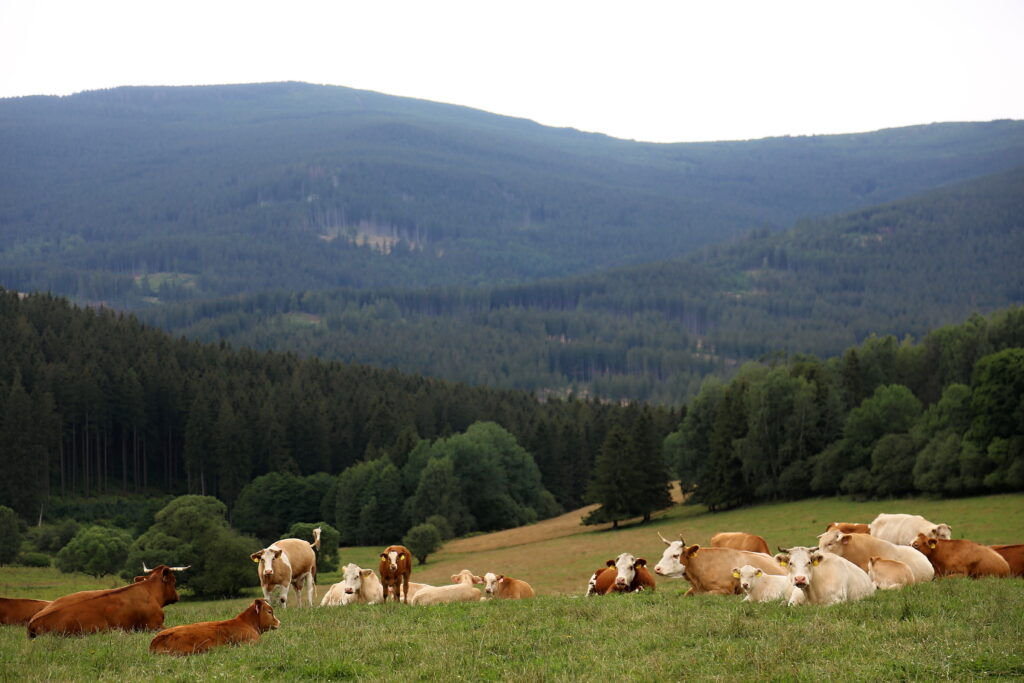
(777, 546, 790, 554)
(658, 532, 672, 545)
(142, 562, 151, 573)
(168, 565, 191, 572)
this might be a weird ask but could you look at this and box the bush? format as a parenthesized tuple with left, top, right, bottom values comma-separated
(0, 506, 23, 565)
(27, 519, 81, 553)
(17, 552, 50, 567)
(56, 525, 132, 577)
(285, 522, 340, 573)
(402, 523, 442, 565)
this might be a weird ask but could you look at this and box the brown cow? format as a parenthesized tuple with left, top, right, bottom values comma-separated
(818, 530, 934, 583)
(586, 553, 656, 596)
(990, 545, 1024, 577)
(654, 537, 784, 595)
(27, 564, 187, 638)
(379, 545, 412, 603)
(0, 598, 50, 626)
(710, 532, 771, 555)
(825, 522, 871, 535)
(480, 573, 535, 599)
(910, 534, 1011, 578)
(150, 598, 280, 655)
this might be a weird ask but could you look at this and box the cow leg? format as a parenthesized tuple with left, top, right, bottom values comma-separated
(401, 576, 409, 604)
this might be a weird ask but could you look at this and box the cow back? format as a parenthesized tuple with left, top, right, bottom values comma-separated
(686, 547, 783, 595)
(711, 532, 771, 555)
(990, 544, 1024, 576)
(0, 598, 50, 626)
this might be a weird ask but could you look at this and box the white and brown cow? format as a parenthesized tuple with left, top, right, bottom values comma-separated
(654, 534, 783, 595)
(379, 545, 412, 603)
(774, 546, 875, 606)
(818, 529, 934, 583)
(586, 553, 656, 596)
(480, 572, 535, 600)
(251, 528, 320, 609)
(321, 563, 384, 606)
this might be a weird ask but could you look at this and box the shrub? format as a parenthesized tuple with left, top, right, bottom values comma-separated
(17, 552, 50, 567)
(402, 523, 442, 565)
(56, 525, 132, 577)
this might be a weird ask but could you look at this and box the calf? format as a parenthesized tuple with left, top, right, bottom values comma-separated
(0, 598, 50, 626)
(654, 536, 784, 596)
(321, 564, 384, 606)
(774, 546, 875, 606)
(409, 570, 482, 606)
(818, 530, 934, 583)
(150, 598, 280, 655)
(480, 573, 535, 599)
(710, 531, 771, 555)
(910, 534, 1011, 578)
(28, 564, 187, 637)
(586, 553, 656, 596)
(378, 545, 412, 603)
(867, 556, 915, 590)
(251, 528, 321, 609)
(869, 513, 952, 546)
(989, 545, 1024, 577)
(825, 522, 870, 535)
(733, 565, 793, 603)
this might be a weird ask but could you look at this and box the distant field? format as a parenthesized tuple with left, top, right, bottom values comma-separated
(1, 494, 1022, 680)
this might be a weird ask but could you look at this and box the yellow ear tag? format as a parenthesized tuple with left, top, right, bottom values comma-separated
(732, 571, 740, 579)
(812, 559, 820, 566)
(399, 554, 405, 561)
(928, 540, 936, 549)
(779, 560, 788, 567)
(692, 548, 699, 556)
(252, 556, 260, 563)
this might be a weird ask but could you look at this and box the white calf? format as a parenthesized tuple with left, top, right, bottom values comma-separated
(733, 565, 793, 603)
(409, 570, 481, 606)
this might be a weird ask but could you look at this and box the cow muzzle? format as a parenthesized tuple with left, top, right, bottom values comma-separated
(793, 576, 808, 589)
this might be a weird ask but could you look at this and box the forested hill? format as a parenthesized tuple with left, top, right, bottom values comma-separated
(145, 166, 1024, 404)
(1, 82, 1023, 305)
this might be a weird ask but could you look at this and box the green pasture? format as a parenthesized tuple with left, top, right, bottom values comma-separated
(1, 494, 1022, 680)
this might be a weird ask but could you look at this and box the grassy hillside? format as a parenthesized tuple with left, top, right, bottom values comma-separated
(2, 495, 1021, 680)
(1, 83, 1022, 305)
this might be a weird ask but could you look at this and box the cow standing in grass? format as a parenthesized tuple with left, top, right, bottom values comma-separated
(379, 545, 412, 603)
(251, 528, 321, 609)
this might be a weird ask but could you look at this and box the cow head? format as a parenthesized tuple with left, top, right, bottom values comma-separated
(732, 565, 763, 594)
(451, 569, 480, 586)
(607, 553, 644, 590)
(653, 533, 688, 578)
(482, 572, 502, 597)
(340, 563, 373, 597)
(380, 550, 406, 573)
(775, 546, 822, 591)
(817, 530, 848, 556)
(139, 564, 189, 605)
(932, 524, 952, 540)
(251, 599, 281, 633)
(251, 546, 287, 578)
(910, 533, 938, 557)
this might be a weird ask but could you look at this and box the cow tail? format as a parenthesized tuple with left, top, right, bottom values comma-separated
(311, 527, 322, 552)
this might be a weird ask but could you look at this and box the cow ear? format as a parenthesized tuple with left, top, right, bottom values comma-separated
(928, 539, 937, 549)
(361, 569, 373, 577)
(635, 558, 647, 567)
(251, 552, 261, 563)
(398, 554, 406, 561)
(380, 553, 388, 560)
(755, 569, 763, 577)
(774, 554, 789, 567)
(811, 554, 822, 566)
(840, 534, 851, 545)
(606, 559, 616, 567)
(497, 576, 505, 583)
(731, 568, 740, 579)
(254, 600, 262, 614)
(687, 545, 700, 557)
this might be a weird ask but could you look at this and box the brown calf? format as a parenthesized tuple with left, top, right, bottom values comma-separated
(587, 554, 656, 595)
(481, 573, 535, 599)
(910, 534, 1011, 578)
(710, 532, 771, 555)
(150, 598, 280, 655)
(379, 545, 412, 603)
(825, 522, 871, 535)
(989, 544, 1024, 577)
(0, 598, 50, 626)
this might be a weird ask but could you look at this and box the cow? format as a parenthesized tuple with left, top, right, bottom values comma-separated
(149, 598, 280, 655)
(774, 546, 875, 606)
(408, 570, 482, 606)
(825, 522, 871, 535)
(990, 544, 1024, 577)
(403, 582, 434, 602)
(0, 598, 50, 626)
(817, 529, 934, 583)
(867, 556, 915, 590)
(479, 572, 535, 600)
(379, 545, 413, 603)
(654, 535, 783, 596)
(27, 564, 188, 638)
(320, 564, 384, 606)
(732, 565, 793, 603)
(910, 534, 1011, 578)
(869, 513, 952, 546)
(251, 528, 321, 609)
(586, 553, 656, 596)
(710, 531, 771, 555)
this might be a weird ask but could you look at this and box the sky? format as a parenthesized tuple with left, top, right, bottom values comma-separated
(1, 1, 1022, 143)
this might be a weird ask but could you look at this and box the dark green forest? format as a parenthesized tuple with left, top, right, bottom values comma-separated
(144, 167, 1024, 404)
(2, 83, 1022, 306)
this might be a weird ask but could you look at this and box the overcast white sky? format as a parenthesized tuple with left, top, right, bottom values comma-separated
(2, 1, 1022, 143)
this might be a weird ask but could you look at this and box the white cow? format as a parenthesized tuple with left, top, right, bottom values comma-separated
(409, 570, 481, 606)
(733, 564, 794, 603)
(250, 528, 320, 609)
(869, 513, 952, 546)
(818, 529, 934, 583)
(774, 546, 875, 606)
(320, 563, 383, 606)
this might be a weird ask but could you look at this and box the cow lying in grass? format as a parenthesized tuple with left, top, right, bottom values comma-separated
(733, 565, 793, 603)
(480, 572, 535, 599)
(774, 546, 875, 606)
(409, 570, 481, 606)
(150, 599, 279, 655)
(321, 564, 384, 606)
(0, 598, 50, 626)
(586, 553, 656, 596)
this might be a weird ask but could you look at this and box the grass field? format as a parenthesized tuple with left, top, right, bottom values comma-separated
(1, 494, 1022, 680)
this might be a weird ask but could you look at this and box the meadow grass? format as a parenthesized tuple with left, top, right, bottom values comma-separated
(2, 493, 1022, 681)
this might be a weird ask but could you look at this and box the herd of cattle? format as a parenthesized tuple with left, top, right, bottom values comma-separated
(0, 513, 1020, 656)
